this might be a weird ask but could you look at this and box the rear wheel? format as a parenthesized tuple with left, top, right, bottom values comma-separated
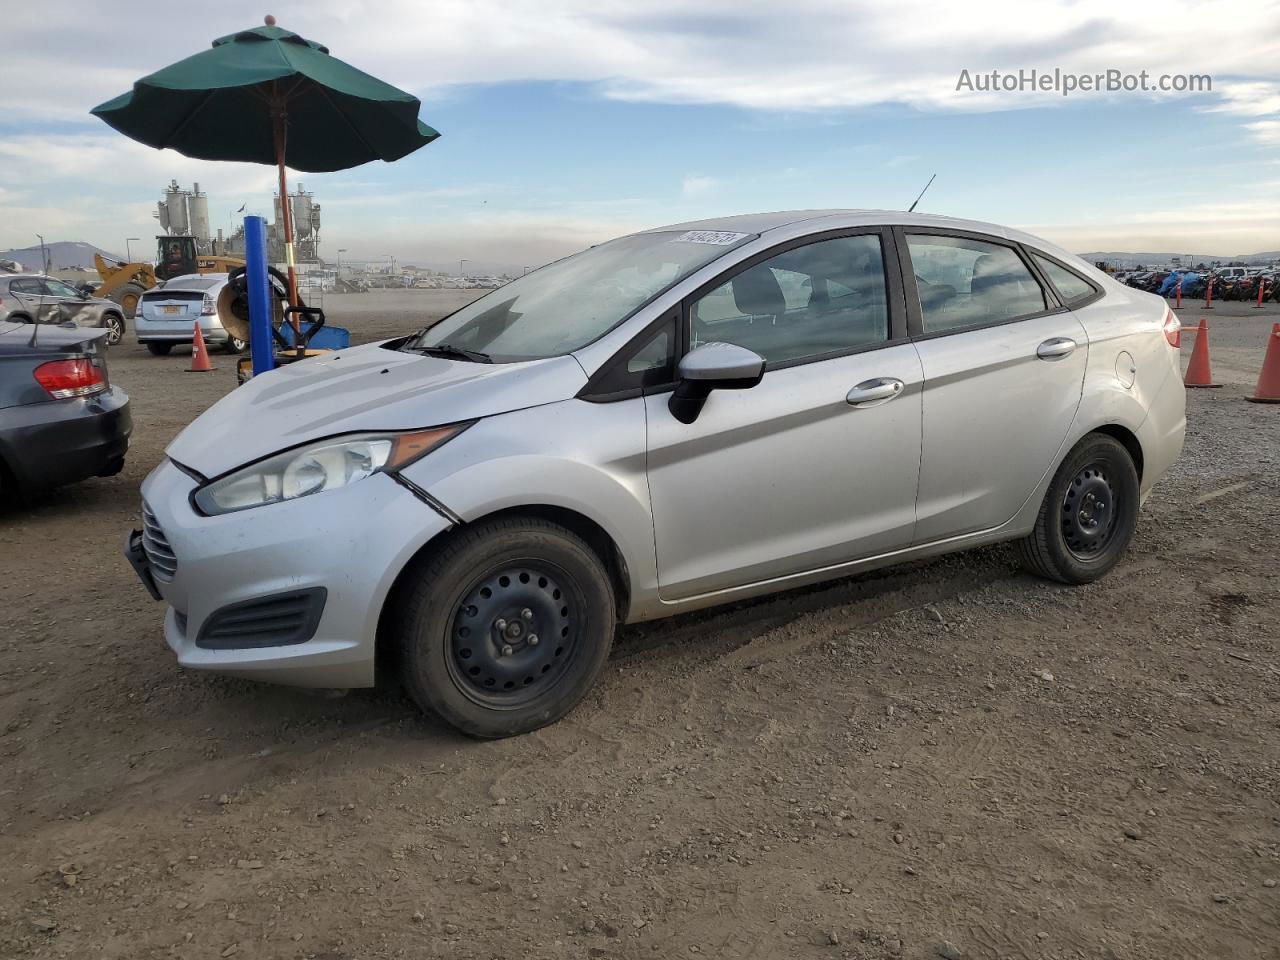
(1017, 433, 1140, 584)
(395, 517, 616, 738)
(102, 312, 125, 346)
(145, 342, 174, 356)
(223, 336, 247, 355)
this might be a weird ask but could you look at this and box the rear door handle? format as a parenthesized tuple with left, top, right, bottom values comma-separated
(846, 377, 905, 407)
(1037, 337, 1077, 360)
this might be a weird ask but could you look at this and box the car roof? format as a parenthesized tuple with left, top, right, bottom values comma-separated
(638, 209, 1086, 266)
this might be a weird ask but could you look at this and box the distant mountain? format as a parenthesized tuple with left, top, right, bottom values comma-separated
(0, 241, 125, 272)
(1080, 250, 1280, 268)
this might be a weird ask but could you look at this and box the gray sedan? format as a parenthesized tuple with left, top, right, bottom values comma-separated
(127, 210, 1185, 738)
(0, 274, 127, 346)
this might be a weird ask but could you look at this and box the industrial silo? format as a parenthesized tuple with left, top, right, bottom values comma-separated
(164, 179, 190, 235)
(188, 182, 211, 245)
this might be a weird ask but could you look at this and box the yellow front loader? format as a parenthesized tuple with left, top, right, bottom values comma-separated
(92, 236, 244, 318)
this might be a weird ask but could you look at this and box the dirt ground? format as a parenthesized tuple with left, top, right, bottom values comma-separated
(1, 291, 1277, 960)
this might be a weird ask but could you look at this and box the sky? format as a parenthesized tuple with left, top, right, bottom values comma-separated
(2, 0, 1280, 269)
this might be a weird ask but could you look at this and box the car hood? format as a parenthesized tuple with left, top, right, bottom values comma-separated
(165, 340, 588, 477)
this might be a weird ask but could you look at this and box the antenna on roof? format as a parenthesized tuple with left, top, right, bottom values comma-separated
(907, 174, 936, 213)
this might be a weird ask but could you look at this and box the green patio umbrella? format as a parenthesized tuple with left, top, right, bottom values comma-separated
(92, 15, 440, 310)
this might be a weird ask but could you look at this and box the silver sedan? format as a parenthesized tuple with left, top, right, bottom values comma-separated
(0, 274, 127, 345)
(127, 210, 1185, 738)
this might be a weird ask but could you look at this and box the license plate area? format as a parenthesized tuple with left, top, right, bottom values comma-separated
(162, 305, 183, 315)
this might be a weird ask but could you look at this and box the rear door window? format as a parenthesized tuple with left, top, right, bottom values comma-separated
(905, 235, 1047, 334)
(10, 278, 43, 295)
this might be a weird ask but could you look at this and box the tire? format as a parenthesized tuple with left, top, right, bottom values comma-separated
(223, 336, 247, 355)
(395, 516, 616, 738)
(146, 342, 174, 356)
(1017, 433, 1140, 585)
(111, 283, 146, 320)
(101, 312, 125, 346)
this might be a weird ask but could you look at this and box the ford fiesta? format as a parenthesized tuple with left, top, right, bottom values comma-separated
(126, 211, 1185, 738)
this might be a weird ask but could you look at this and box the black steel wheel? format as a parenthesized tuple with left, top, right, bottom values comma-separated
(1060, 463, 1117, 560)
(395, 516, 616, 738)
(446, 562, 582, 707)
(1018, 433, 1140, 584)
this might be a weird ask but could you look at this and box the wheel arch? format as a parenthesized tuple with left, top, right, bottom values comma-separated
(1089, 422, 1144, 480)
(375, 502, 634, 680)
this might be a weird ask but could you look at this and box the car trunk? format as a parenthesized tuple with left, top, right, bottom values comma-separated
(141, 290, 204, 322)
(0, 321, 111, 408)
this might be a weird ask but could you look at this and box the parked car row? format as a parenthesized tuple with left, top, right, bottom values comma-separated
(1121, 268, 1280, 302)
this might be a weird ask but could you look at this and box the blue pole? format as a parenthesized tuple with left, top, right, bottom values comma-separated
(244, 215, 274, 376)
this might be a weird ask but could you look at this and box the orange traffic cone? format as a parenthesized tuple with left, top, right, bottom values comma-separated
(1183, 317, 1220, 388)
(1246, 322, 1280, 404)
(187, 323, 215, 373)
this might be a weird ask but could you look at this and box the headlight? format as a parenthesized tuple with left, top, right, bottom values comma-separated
(193, 425, 466, 516)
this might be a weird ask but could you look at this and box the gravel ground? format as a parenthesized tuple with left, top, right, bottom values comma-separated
(0, 290, 1277, 960)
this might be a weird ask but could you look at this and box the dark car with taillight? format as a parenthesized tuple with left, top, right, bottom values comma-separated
(0, 319, 131, 498)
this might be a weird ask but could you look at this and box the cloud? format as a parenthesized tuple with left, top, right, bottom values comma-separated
(1243, 119, 1280, 144)
(3, 0, 1280, 259)
(1203, 81, 1280, 117)
(2, 0, 1278, 119)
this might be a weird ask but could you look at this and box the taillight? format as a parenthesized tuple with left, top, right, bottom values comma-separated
(1163, 308, 1181, 348)
(201, 294, 216, 316)
(33, 358, 105, 399)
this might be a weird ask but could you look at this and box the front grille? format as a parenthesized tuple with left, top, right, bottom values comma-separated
(196, 588, 327, 650)
(141, 502, 178, 581)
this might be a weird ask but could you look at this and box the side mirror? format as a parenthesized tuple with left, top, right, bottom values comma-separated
(668, 341, 765, 424)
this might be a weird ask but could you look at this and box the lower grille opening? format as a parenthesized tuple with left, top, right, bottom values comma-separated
(196, 588, 327, 650)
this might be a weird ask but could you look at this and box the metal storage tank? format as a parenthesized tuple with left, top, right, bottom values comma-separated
(292, 187, 313, 240)
(164, 179, 190, 235)
(188, 182, 210, 243)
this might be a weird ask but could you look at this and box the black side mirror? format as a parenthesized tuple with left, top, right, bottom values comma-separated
(668, 341, 765, 424)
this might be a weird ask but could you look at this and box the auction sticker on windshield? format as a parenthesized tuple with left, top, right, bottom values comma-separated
(675, 230, 749, 245)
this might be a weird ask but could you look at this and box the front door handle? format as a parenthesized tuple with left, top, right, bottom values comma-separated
(846, 377, 905, 407)
(1037, 337, 1077, 360)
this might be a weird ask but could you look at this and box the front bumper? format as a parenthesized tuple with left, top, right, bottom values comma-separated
(0, 386, 131, 491)
(131, 459, 455, 688)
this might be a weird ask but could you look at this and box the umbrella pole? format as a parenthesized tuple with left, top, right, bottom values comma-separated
(272, 103, 303, 350)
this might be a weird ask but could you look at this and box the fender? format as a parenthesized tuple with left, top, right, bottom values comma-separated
(398, 398, 660, 621)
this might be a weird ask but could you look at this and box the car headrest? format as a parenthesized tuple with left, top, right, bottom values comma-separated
(732, 265, 786, 318)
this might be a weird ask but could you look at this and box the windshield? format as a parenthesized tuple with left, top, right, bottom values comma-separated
(410, 230, 753, 361)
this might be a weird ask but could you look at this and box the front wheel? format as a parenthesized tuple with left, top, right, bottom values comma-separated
(223, 336, 247, 355)
(395, 517, 616, 738)
(1017, 433, 1140, 584)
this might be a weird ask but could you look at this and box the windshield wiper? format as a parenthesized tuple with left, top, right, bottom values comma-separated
(413, 342, 493, 363)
